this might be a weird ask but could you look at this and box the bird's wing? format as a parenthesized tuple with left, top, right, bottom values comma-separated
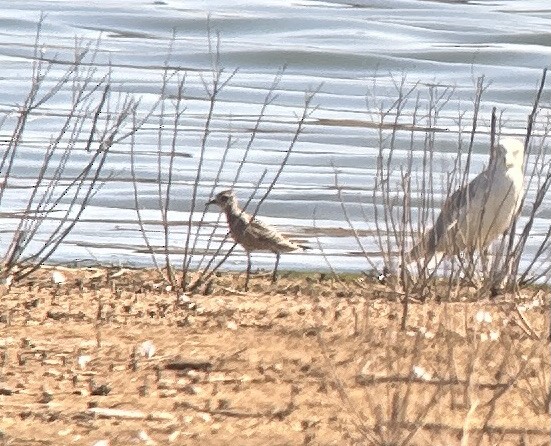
(246, 217, 300, 250)
(247, 217, 283, 241)
(410, 170, 491, 259)
(447, 170, 491, 218)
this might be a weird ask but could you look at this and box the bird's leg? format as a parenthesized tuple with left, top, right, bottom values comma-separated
(481, 247, 492, 276)
(465, 248, 481, 287)
(245, 252, 252, 291)
(482, 247, 504, 291)
(272, 252, 280, 283)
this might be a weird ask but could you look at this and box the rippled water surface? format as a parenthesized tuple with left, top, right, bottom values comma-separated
(1, 0, 550, 273)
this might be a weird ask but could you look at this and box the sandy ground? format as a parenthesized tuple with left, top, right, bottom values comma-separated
(0, 266, 548, 445)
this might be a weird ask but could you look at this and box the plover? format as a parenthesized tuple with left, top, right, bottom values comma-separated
(207, 190, 308, 289)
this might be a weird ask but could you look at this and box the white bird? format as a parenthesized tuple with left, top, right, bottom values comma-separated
(207, 190, 308, 290)
(409, 137, 525, 263)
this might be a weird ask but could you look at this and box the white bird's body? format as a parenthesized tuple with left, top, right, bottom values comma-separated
(410, 137, 525, 261)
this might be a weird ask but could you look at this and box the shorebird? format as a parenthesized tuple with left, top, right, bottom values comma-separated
(409, 137, 525, 263)
(207, 190, 308, 290)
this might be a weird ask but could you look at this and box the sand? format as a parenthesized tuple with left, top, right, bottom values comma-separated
(0, 266, 548, 445)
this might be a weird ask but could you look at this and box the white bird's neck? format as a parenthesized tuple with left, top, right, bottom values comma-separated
(490, 156, 524, 193)
(492, 156, 520, 174)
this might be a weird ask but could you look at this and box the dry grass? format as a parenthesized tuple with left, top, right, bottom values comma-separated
(0, 267, 547, 445)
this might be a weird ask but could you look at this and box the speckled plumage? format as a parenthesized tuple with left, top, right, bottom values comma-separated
(410, 137, 525, 262)
(208, 190, 307, 288)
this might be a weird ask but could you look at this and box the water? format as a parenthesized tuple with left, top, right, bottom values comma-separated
(0, 0, 550, 276)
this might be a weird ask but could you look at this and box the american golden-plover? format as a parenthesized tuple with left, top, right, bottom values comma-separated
(207, 189, 308, 290)
(409, 137, 525, 262)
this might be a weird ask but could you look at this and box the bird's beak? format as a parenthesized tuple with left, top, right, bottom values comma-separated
(206, 199, 216, 207)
